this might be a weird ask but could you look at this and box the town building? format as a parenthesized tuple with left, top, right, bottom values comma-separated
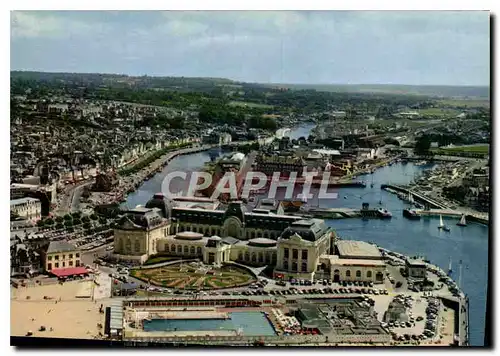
(10, 240, 43, 276)
(318, 240, 386, 284)
(112, 195, 387, 283)
(255, 154, 306, 178)
(42, 241, 82, 272)
(405, 258, 427, 280)
(10, 197, 42, 221)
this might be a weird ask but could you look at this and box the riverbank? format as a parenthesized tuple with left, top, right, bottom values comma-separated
(381, 184, 488, 225)
(88, 145, 213, 207)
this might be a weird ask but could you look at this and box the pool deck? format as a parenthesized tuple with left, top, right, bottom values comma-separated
(125, 329, 238, 338)
(142, 311, 229, 320)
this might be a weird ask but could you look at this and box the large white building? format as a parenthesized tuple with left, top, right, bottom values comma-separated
(113, 194, 386, 283)
(10, 197, 42, 221)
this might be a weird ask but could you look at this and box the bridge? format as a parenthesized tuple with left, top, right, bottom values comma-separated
(381, 184, 489, 224)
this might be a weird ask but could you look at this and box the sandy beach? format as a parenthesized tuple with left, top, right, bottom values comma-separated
(11, 281, 105, 339)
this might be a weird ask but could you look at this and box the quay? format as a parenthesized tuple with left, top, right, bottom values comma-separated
(380, 184, 445, 209)
(381, 184, 489, 224)
(378, 246, 469, 346)
(264, 178, 366, 188)
(299, 207, 392, 220)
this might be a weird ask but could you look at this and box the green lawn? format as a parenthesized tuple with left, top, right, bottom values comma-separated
(417, 108, 461, 117)
(228, 101, 274, 109)
(437, 99, 490, 108)
(439, 145, 489, 154)
(143, 256, 179, 265)
(130, 263, 256, 290)
(431, 144, 489, 157)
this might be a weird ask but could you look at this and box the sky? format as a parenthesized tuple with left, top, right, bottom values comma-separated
(10, 11, 490, 86)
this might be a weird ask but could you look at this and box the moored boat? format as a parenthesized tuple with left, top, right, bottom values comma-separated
(457, 214, 467, 227)
(377, 208, 392, 219)
(403, 209, 421, 220)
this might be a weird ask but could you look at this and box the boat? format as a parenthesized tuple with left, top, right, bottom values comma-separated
(457, 214, 467, 227)
(438, 215, 445, 229)
(408, 192, 415, 205)
(447, 257, 453, 276)
(403, 209, 421, 220)
(377, 208, 392, 219)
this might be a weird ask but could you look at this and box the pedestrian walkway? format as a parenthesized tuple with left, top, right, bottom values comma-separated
(93, 272, 112, 300)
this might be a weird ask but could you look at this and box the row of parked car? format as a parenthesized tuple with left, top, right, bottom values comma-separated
(288, 279, 376, 288)
(240, 287, 389, 297)
(423, 298, 440, 339)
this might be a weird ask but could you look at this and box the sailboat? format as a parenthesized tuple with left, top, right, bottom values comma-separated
(408, 192, 415, 206)
(447, 257, 453, 276)
(438, 215, 451, 231)
(457, 214, 467, 227)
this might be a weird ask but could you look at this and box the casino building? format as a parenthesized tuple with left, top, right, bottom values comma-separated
(113, 194, 386, 283)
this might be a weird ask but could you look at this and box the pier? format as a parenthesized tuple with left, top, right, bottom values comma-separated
(380, 184, 446, 209)
(381, 184, 489, 224)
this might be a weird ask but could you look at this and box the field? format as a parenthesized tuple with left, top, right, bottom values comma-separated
(228, 101, 274, 109)
(438, 144, 489, 154)
(130, 262, 256, 290)
(431, 144, 489, 157)
(437, 99, 490, 108)
(416, 108, 461, 117)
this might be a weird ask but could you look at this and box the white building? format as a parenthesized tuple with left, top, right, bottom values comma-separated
(10, 197, 42, 221)
(113, 196, 387, 283)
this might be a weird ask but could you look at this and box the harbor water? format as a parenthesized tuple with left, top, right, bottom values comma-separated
(124, 125, 489, 346)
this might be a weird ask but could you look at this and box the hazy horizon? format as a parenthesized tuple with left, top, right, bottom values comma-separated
(11, 11, 490, 86)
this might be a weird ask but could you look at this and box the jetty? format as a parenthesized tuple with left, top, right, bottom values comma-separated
(381, 184, 488, 224)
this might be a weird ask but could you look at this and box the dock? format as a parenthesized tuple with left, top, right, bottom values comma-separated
(300, 207, 391, 220)
(381, 184, 488, 225)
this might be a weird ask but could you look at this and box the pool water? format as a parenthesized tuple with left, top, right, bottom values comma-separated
(143, 311, 276, 336)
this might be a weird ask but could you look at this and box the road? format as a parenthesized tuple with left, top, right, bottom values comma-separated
(70, 180, 94, 213)
(54, 179, 94, 216)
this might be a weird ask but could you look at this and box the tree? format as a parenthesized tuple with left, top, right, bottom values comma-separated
(55, 216, 64, 223)
(414, 136, 432, 156)
(82, 216, 91, 223)
(71, 211, 82, 219)
(90, 214, 98, 221)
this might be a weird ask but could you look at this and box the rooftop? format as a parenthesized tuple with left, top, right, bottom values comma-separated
(322, 255, 386, 267)
(46, 241, 78, 254)
(10, 197, 40, 206)
(50, 266, 88, 278)
(336, 240, 382, 259)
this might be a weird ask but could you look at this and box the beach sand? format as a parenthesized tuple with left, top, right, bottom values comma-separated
(11, 281, 105, 339)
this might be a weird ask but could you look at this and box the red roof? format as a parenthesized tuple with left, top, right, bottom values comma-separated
(50, 267, 89, 277)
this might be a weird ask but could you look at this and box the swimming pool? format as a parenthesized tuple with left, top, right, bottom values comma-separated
(143, 311, 276, 336)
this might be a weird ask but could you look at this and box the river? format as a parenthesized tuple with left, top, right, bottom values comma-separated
(123, 124, 488, 346)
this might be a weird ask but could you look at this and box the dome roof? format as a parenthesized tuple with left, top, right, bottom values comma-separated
(175, 231, 204, 241)
(248, 238, 277, 247)
(280, 219, 329, 242)
(145, 193, 173, 219)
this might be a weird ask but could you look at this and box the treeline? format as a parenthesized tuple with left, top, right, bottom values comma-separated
(414, 133, 468, 156)
(198, 105, 277, 130)
(118, 142, 193, 176)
